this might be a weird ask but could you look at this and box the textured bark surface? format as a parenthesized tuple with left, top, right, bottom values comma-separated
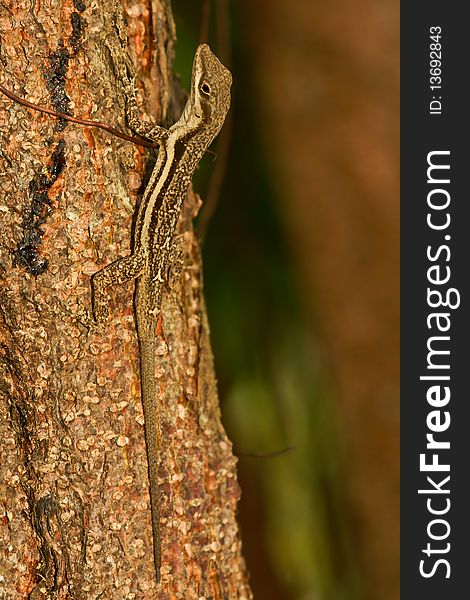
(0, 1, 251, 598)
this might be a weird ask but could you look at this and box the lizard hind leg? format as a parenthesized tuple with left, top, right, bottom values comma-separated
(91, 252, 145, 322)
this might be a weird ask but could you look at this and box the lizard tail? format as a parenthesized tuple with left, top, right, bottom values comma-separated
(139, 338, 162, 582)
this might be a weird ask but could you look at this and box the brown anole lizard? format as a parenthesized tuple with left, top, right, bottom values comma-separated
(92, 43, 232, 582)
(1, 43, 232, 582)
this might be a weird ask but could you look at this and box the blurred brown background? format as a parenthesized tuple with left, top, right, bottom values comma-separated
(174, 1, 399, 598)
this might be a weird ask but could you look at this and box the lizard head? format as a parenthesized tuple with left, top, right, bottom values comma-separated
(177, 44, 232, 143)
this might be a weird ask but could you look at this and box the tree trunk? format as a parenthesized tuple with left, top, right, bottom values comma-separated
(0, 1, 251, 598)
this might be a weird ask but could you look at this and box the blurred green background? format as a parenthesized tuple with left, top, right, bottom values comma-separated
(172, 2, 399, 599)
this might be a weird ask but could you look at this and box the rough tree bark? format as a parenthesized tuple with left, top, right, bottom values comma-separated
(0, 1, 251, 598)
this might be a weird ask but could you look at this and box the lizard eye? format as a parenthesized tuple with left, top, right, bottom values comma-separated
(200, 81, 211, 96)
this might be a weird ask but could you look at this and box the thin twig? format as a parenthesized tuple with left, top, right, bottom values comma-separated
(0, 83, 159, 149)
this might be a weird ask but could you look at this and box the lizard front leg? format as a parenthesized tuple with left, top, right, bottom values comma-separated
(106, 42, 169, 143)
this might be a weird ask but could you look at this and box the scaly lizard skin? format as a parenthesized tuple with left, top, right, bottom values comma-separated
(91, 44, 232, 582)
